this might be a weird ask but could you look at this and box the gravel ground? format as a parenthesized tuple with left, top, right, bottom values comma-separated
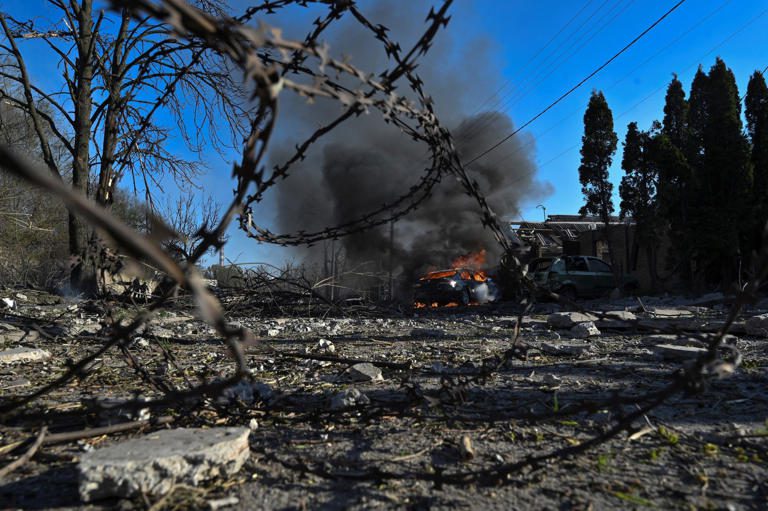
(0, 290, 766, 510)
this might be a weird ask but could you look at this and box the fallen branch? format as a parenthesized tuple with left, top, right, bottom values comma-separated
(0, 426, 46, 479)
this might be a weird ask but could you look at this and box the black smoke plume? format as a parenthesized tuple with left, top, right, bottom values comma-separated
(257, 1, 551, 290)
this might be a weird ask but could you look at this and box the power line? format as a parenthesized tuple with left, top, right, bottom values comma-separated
(508, 6, 768, 194)
(459, 0, 600, 139)
(462, 0, 688, 168)
(483, 0, 734, 172)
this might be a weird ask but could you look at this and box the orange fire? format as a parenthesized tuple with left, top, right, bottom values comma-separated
(451, 249, 486, 271)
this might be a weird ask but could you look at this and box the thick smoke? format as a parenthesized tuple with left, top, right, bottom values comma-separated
(259, 1, 551, 286)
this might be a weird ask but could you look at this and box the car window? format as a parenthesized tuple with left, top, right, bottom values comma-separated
(550, 259, 565, 272)
(566, 257, 588, 271)
(588, 258, 612, 273)
(460, 270, 471, 280)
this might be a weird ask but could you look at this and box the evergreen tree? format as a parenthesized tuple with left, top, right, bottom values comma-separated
(695, 58, 753, 286)
(620, 122, 660, 288)
(578, 91, 618, 223)
(578, 90, 618, 275)
(745, 71, 768, 250)
(657, 75, 692, 281)
(662, 74, 688, 148)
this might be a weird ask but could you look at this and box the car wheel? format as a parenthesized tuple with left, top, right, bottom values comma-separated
(460, 289, 471, 306)
(558, 285, 577, 302)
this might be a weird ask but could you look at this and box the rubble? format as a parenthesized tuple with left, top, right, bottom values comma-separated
(745, 313, 768, 337)
(331, 388, 370, 409)
(569, 321, 601, 338)
(410, 327, 446, 338)
(342, 362, 384, 382)
(78, 427, 250, 501)
(546, 312, 598, 329)
(653, 344, 708, 361)
(540, 342, 592, 357)
(0, 347, 51, 364)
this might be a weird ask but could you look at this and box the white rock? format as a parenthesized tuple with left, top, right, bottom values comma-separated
(330, 388, 370, 410)
(79, 427, 250, 501)
(266, 328, 280, 337)
(0, 347, 51, 364)
(745, 313, 768, 337)
(1, 298, 15, 309)
(343, 362, 383, 382)
(569, 321, 601, 338)
(546, 312, 597, 329)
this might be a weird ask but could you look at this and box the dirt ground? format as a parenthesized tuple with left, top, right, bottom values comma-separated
(0, 290, 766, 510)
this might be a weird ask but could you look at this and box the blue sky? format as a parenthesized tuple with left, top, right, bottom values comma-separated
(4, 0, 768, 266)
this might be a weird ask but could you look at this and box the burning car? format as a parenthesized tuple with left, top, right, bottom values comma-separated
(413, 268, 499, 307)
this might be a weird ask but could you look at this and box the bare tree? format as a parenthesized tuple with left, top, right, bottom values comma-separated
(161, 194, 225, 262)
(0, 1, 251, 293)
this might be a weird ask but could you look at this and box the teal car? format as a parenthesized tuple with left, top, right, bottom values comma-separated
(528, 256, 638, 300)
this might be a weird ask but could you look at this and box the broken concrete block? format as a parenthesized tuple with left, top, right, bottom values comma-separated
(745, 313, 768, 337)
(570, 321, 600, 338)
(78, 427, 250, 501)
(330, 388, 370, 409)
(546, 312, 597, 329)
(343, 362, 383, 382)
(0, 347, 51, 364)
(653, 344, 707, 361)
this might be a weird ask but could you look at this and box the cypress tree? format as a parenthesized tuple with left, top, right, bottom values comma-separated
(697, 58, 752, 286)
(578, 90, 618, 274)
(578, 91, 618, 224)
(657, 75, 692, 281)
(620, 122, 660, 288)
(745, 71, 768, 250)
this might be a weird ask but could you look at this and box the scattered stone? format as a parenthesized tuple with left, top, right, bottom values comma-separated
(1, 298, 16, 309)
(745, 313, 768, 337)
(78, 427, 250, 501)
(647, 308, 694, 318)
(266, 328, 280, 337)
(208, 496, 240, 511)
(541, 374, 562, 390)
(308, 339, 335, 354)
(330, 388, 370, 409)
(15, 293, 28, 301)
(460, 435, 475, 460)
(343, 362, 384, 382)
(219, 381, 274, 405)
(546, 312, 597, 329)
(0, 347, 51, 364)
(134, 337, 150, 349)
(410, 327, 446, 338)
(653, 344, 707, 361)
(569, 321, 600, 338)
(540, 342, 591, 357)
(640, 334, 704, 347)
(248, 419, 259, 431)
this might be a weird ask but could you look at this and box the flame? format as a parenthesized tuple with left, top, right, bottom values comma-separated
(451, 249, 486, 271)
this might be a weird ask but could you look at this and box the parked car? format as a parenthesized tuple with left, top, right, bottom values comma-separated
(414, 268, 499, 306)
(527, 255, 638, 300)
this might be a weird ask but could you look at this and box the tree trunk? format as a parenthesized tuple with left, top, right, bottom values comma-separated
(69, 0, 96, 295)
